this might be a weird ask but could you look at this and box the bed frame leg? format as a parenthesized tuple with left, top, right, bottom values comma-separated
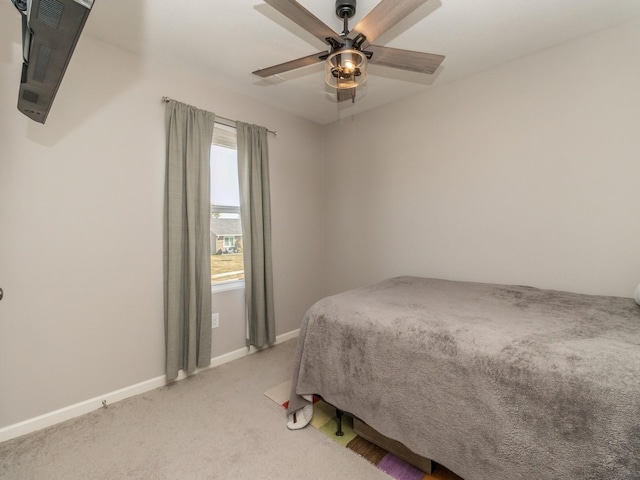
(336, 409, 345, 436)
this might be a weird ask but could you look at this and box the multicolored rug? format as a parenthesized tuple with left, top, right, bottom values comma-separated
(264, 381, 463, 480)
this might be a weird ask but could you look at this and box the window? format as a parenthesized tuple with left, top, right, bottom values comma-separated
(210, 124, 244, 287)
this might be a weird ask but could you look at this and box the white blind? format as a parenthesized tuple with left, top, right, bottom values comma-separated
(212, 123, 237, 149)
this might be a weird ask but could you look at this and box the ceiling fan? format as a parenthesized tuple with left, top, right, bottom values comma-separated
(253, 0, 445, 103)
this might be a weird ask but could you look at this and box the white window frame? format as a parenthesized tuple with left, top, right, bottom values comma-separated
(211, 124, 244, 294)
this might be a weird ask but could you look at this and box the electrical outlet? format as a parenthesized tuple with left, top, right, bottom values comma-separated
(211, 313, 219, 329)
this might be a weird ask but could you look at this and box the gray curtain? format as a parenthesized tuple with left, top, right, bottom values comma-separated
(164, 100, 215, 381)
(237, 122, 275, 348)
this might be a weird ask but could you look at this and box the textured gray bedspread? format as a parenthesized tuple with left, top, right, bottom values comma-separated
(288, 277, 640, 480)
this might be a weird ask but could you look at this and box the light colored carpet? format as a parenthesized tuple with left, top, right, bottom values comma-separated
(0, 339, 391, 480)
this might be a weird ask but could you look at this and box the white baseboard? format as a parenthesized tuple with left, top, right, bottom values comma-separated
(0, 329, 299, 444)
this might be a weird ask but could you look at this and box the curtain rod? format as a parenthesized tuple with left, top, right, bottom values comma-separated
(162, 97, 277, 136)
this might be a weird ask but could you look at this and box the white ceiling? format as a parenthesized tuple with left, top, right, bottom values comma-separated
(21, 1, 640, 124)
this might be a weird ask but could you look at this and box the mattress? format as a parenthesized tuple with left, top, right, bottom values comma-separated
(288, 277, 640, 480)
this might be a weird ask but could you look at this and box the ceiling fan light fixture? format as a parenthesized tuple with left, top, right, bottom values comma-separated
(255, 0, 445, 103)
(324, 49, 368, 89)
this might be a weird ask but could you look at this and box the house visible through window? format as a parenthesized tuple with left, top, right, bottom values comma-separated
(210, 124, 244, 286)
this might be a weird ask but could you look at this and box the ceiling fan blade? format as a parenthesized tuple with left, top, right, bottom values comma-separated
(337, 88, 356, 103)
(264, 0, 341, 45)
(252, 52, 326, 78)
(349, 0, 429, 45)
(367, 45, 444, 74)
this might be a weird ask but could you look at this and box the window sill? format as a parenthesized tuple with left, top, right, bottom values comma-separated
(211, 279, 245, 294)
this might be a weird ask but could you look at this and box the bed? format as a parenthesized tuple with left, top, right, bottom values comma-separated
(287, 277, 640, 480)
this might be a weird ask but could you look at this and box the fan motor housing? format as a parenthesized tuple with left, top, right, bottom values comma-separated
(335, 0, 356, 19)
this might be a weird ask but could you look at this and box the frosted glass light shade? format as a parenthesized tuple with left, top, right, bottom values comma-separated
(325, 49, 368, 89)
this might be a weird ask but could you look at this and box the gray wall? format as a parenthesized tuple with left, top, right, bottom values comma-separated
(0, 26, 326, 427)
(323, 18, 640, 298)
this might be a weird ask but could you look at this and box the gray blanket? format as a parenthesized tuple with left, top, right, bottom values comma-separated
(288, 277, 640, 480)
